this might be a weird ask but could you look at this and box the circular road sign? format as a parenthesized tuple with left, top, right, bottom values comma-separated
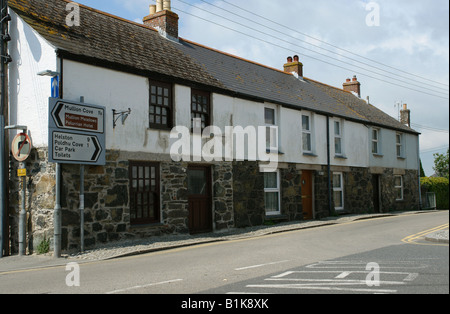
(11, 133, 32, 162)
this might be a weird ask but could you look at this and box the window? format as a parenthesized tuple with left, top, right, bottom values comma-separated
(396, 133, 404, 158)
(129, 161, 160, 225)
(191, 90, 211, 130)
(372, 128, 380, 154)
(394, 175, 403, 201)
(149, 80, 172, 129)
(264, 171, 280, 215)
(334, 120, 343, 156)
(265, 108, 278, 151)
(333, 172, 344, 210)
(302, 115, 312, 153)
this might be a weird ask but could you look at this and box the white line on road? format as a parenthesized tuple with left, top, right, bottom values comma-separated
(246, 283, 398, 294)
(105, 279, 183, 294)
(235, 260, 290, 271)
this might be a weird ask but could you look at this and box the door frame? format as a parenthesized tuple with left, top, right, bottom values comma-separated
(187, 165, 213, 234)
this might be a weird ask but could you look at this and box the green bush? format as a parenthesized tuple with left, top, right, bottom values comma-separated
(36, 237, 50, 255)
(421, 177, 449, 209)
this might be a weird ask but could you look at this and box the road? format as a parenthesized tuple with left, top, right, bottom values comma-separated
(0, 211, 448, 298)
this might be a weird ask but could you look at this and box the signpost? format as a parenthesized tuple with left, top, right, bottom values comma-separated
(48, 97, 106, 254)
(48, 98, 105, 166)
(11, 131, 31, 256)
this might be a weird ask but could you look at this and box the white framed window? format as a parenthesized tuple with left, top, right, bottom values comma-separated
(334, 120, 343, 156)
(372, 128, 380, 154)
(396, 133, 404, 158)
(264, 170, 281, 215)
(302, 114, 313, 153)
(265, 108, 278, 151)
(333, 172, 344, 211)
(394, 175, 403, 201)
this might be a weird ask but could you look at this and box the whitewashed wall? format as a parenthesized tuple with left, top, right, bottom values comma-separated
(8, 10, 57, 147)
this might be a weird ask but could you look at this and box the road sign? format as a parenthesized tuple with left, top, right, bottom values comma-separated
(48, 98, 106, 165)
(17, 169, 27, 177)
(50, 98, 104, 133)
(50, 131, 103, 164)
(11, 133, 32, 162)
(51, 76, 59, 98)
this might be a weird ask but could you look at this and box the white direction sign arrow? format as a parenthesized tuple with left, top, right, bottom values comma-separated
(52, 132, 103, 163)
(51, 101, 104, 133)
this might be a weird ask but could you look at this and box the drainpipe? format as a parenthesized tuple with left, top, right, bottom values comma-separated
(417, 135, 422, 210)
(326, 115, 333, 216)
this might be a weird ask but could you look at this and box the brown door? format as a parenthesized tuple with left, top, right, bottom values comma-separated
(301, 170, 314, 220)
(188, 166, 212, 234)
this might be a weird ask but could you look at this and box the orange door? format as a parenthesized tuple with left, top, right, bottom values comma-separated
(301, 170, 313, 220)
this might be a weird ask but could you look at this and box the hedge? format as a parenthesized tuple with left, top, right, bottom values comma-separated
(420, 177, 449, 209)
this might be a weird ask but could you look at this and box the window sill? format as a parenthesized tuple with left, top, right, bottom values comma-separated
(372, 153, 384, 158)
(130, 222, 165, 229)
(397, 156, 406, 160)
(335, 155, 347, 159)
(266, 149, 284, 155)
(303, 152, 318, 157)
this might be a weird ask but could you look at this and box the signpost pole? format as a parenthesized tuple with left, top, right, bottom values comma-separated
(80, 165, 84, 253)
(18, 161, 26, 255)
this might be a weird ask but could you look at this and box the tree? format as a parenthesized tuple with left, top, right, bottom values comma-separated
(433, 148, 449, 179)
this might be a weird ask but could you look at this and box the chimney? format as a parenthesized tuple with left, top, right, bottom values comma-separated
(400, 104, 411, 127)
(283, 55, 303, 78)
(143, 0, 179, 40)
(343, 75, 361, 97)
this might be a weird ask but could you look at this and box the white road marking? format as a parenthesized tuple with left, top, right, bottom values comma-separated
(235, 260, 290, 271)
(105, 279, 183, 294)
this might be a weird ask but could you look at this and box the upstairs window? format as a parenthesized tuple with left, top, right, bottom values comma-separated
(191, 90, 211, 131)
(265, 108, 278, 151)
(149, 80, 172, 130)
(334, 120, 343, 156)
(302, 115, 312, 153)
(396, 133, 404, 158)
(372, 128, 380, 154)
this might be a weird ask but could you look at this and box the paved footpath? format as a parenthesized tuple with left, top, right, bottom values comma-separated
(0, 210, 447, 273)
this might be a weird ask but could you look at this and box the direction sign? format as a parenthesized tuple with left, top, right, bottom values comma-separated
(48, 98, 106, 165)
(11, 133, 32, 162)
(50, 131, 103, 164)
(50, 98, 104, 133)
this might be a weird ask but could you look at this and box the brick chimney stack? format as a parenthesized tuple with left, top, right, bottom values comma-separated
(143, 0, 179, 40)
(283, 55, 303, 78)
(400, 103, 411, 127)
(343, 75, 361, 98)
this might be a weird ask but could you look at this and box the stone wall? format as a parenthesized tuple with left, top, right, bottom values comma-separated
(8, 149, 235, 254)
(233, 161, 264, 228)
(280, 165, 303, 221)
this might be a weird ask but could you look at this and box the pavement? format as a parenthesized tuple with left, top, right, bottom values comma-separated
(0, 210, 447, 273)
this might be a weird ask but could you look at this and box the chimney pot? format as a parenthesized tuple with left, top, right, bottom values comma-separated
(287, 56, 293, 63)
(163, 0, 171, 11)
(352, 75, 357, 82)
(293, 55, 299, 62)
(156, 0, 163, 12)
(149, 5, 157, 15)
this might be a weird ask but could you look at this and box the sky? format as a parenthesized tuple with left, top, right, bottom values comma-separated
(75, 0, 449, 176)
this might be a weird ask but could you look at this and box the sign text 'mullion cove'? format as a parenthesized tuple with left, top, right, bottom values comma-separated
(52, 101, 104, 134)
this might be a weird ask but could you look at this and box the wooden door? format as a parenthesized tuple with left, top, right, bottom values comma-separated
(188, 166, 212, 234)
(301, 170, 314, 220)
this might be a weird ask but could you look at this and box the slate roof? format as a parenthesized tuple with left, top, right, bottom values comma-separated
(9, 0, 418, 134)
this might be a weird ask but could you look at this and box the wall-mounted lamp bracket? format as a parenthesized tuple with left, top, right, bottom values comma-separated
(112, 108, 131, 129)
